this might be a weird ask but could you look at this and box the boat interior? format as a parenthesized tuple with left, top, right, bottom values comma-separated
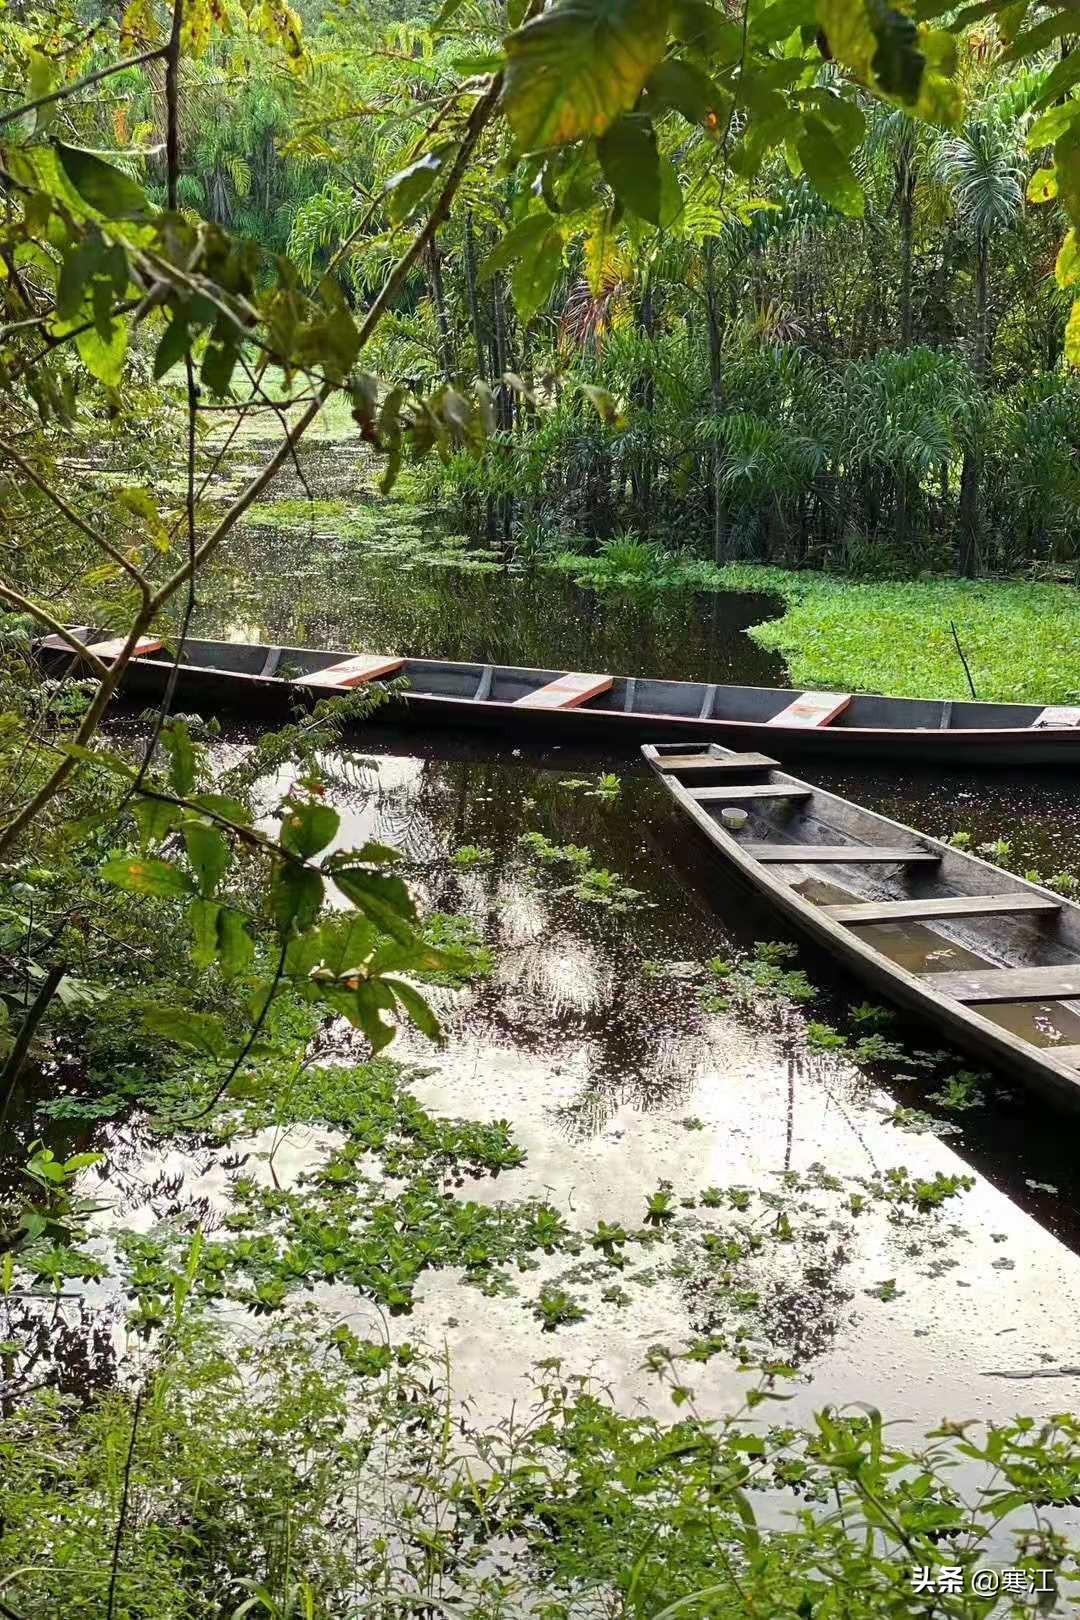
(118, 638, 1051, 730)
(647, 744, 1080, 1067)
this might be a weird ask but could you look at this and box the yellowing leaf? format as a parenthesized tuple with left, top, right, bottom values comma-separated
(1064, 296, 1080, 367)
(1027, 166, 1058, 204)
(502, 0, 670, 150)
(1057, 228, 1080, 289)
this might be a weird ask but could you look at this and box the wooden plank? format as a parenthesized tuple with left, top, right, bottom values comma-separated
(86, 636, 164, 660)
(1033, 705, 1080, 729)
(654, 751, 780, 773)
(514, 672, 612, 710)
(929, 965, 1080, 1003)
(1050, 1045, 1080, 1068)
(745, 843, 940, 864)
(766, 691, 851, 729)
(691, 784, 813, 803)
(825, 893, 1061, 924)
(296, 654, 405, 690)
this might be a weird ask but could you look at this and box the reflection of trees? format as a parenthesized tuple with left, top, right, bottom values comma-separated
(1, 1297, 123, 1412)
(323, 753, 741, 1137)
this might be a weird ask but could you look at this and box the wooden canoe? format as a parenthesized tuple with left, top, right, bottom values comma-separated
(33, 630, 1080, 767)
(643, 741, 1080, 1108)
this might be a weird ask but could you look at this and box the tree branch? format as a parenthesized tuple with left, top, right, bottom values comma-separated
(0, 48, 166, 129)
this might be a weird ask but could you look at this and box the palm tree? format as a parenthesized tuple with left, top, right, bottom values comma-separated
(935, 114, 1025, 574)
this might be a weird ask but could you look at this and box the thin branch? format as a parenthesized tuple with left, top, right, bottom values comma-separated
(0, 437, 151, 602)
(105, 1390, 143, 1620)
(0, 961, 66, 1134)
(0, 47, 165, 128)
(0, 584, 110, 678)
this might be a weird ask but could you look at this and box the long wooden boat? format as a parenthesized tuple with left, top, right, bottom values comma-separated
(34, 630, 1080, 766)
(644, 741, 1080, 1108)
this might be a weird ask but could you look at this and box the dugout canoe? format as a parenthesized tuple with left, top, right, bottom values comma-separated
(33, 630, 1080, 767)
(644, 741, 1080, 1108)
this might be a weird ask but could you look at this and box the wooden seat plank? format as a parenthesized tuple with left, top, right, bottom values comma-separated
(692, 784, 812, 803)
(766, 691, 851, 729)
(655, 751, 779, 772)
(1049, 1044, 1080, 1069)
(86, 635, 164, 660)
(825, 893, 1061, 924)
(1032, 705, 1080, 729)
(929, 965, 1080, 1003)
(296, 654, 405, 690)
(514, 672, 612, 710)
(746, 843, 939, 864)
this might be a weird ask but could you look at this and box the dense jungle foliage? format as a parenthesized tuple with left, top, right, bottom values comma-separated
(2, 0, 1080, 1613)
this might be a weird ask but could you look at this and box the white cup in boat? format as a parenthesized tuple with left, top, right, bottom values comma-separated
(720, 807, 749, 831)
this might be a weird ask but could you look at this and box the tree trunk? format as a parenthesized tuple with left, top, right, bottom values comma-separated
(705, 238, 727, 565)
(462, 211, 486, 378)
(898, 137, 916, 348)
(428, 238, 454, 380)
(956, 238, 989, 578)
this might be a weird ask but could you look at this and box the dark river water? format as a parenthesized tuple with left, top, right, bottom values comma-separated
(10, 428, 1080, 1431)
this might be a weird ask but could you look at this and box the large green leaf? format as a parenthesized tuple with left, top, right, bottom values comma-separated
(384, 147, 455, 224)
(143, 1004, 229, 1058)
(132, 794, 179, 849)
(384, 977, 442, 1041)
(189, 898, 223, 970)
(479, 213, 556, 284)
(511, 228, 564, 320)
(331, 866, 417, 943)
(55, 143, 148, 218)
(183, 820, 230, 898)
(76, 320, 127, 387)
(502, 0, 670, 151)
(797, 115, 866, 217)
(598, 115, 662, 223)
(161, 720, 195, 796)
(100, 855, 195, 898)
(815, 0, 924, 105)
(217, 909, 255, 979)
(280, 797, 340, 859)
(271, 864, 323, 932)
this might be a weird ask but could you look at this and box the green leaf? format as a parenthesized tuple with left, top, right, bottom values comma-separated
(100, 855, 195, 897)
(331, 867, 417, 943)
(161, 720, 195, 796)
(751, 0, 815, 42)
(61, 742, 136, 778)
(189, 898, 223, 970)
(797, 115, 866, 217)
(598, 115, 662, 223)
(285, 914, 380, 979)
(191, 792, 252, 826)
(384, 977, 442, 1041)
(132, 794, 178, 848)
(670, 0, 740, 54)
(479, 213, 555, 284)
(816, 0, 924, 105)
(76, 320, 127, 388)
(271, 863, 323, 933)
(1027, 100, 1080, 151)
(143, 1004, 229, 1058)
(502, 0, 670, 151)
(345, 980, 398, 1051)
(183, 820, 230, 898)
(384, 147, 454, 225)
(55, 143, 148, 218)
(646, 59, 721, 124)
(279, 797, 340, 859)
(201, 312, 241, 396)
(511, 228, 564, 320)
(154, 311, 191, 379)
(217, 908, 254, 979)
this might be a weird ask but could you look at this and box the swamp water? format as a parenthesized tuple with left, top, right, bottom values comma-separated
(19, 728, 1080, 1437)
(21, 424, 1080, 1441)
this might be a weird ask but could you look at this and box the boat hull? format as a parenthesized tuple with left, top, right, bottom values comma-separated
(645, 744, 1080, 1109)
(39, 637, 1080, 768)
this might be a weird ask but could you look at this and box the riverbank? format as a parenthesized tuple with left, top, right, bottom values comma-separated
(546, 549, 1080, 704)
